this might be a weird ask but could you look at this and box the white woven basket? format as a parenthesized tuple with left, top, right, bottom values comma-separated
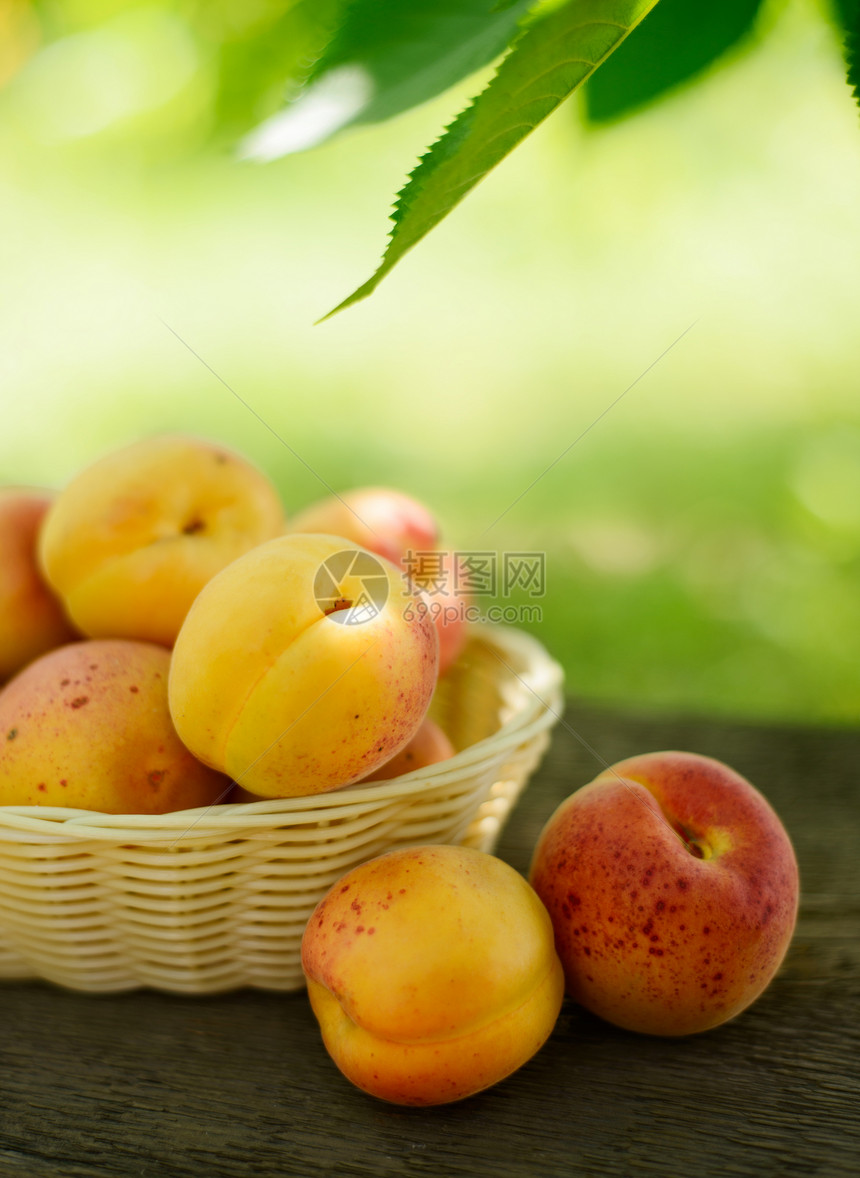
(0, 624, 562, 994)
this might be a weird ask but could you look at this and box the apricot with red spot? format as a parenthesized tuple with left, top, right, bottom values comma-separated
(0, 640, 228, 813)
(360, 716, 454, 781)
(529, 751, 799, 1035)
(302, 845, 564, 1105)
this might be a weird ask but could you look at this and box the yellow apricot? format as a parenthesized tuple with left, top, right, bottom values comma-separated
(0, 488, 78, 680)
(0, 640, 229, 813)
(168, 534, 439, 797)
(360, 716, 454, 781)
(39, 434, 285, 647)
(302, 845, 564, 1105)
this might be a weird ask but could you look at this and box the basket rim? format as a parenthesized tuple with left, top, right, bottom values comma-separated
(0, 623, 563, 840)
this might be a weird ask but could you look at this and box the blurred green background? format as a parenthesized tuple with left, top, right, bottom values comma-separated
(1, 0, 858, 726)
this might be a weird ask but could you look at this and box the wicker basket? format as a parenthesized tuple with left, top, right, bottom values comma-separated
(0, 624, 562, 994)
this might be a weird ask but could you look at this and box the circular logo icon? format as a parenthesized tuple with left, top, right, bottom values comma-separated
(313, 549, 389, 625)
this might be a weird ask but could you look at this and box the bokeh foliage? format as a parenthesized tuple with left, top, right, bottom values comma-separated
(1, 0, 859, 727)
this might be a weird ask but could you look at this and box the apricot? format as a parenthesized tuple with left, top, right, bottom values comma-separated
(302, 845, 564, 1105)
(38, 434, 285, 647)
(530, 751, 800, 1036)
(407, 547, 471, 674)
(360, 716, 454, 781)
(0, 639, 229, 813)
(0, 488, 78, 681)
(290, 486, 439, 567)
(168, 533, 439, 797)
(290, 489, 467, 672)
(231, 718, 454, 801)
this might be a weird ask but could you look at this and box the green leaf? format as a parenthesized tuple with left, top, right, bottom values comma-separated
(240, 0, 535, 161)
(835, 0, 860, 114)
(323, 0, 660, 319)
(204, 0, 346, 146)
(833, 0, 859, 29)
(584, 0, 764, 123)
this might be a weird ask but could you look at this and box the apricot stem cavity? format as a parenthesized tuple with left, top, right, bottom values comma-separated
(673, 822, 709, 859)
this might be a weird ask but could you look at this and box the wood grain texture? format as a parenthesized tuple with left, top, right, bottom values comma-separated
(1, 701, 858, 1178)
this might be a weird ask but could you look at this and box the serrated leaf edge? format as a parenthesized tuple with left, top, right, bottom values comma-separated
(321, 1, 659, 320)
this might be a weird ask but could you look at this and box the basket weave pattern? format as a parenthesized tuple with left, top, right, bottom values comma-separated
(0, 625, 562, 993)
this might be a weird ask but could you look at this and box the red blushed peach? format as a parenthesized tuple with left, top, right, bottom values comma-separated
(0, 488, 78, 681)
(360, 717, 454, 782)
(529, 751, 799, 1036)
(38, 434, 285, 647)
(0, 640, 229, 813)
(168, 534, 439, 798)
(302, 845, 564, 1106)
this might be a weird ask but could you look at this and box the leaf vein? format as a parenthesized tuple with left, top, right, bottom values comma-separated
(508, 57, 599, 98)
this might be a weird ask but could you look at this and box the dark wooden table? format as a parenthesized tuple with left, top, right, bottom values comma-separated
(2, 702, 858, 1177)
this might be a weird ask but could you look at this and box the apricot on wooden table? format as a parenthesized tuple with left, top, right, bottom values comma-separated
(530, 750, 799, 1036)
(302, 844, 564, 1106)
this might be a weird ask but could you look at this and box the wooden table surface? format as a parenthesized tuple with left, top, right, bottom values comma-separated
(1, 702, 858, 1177)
